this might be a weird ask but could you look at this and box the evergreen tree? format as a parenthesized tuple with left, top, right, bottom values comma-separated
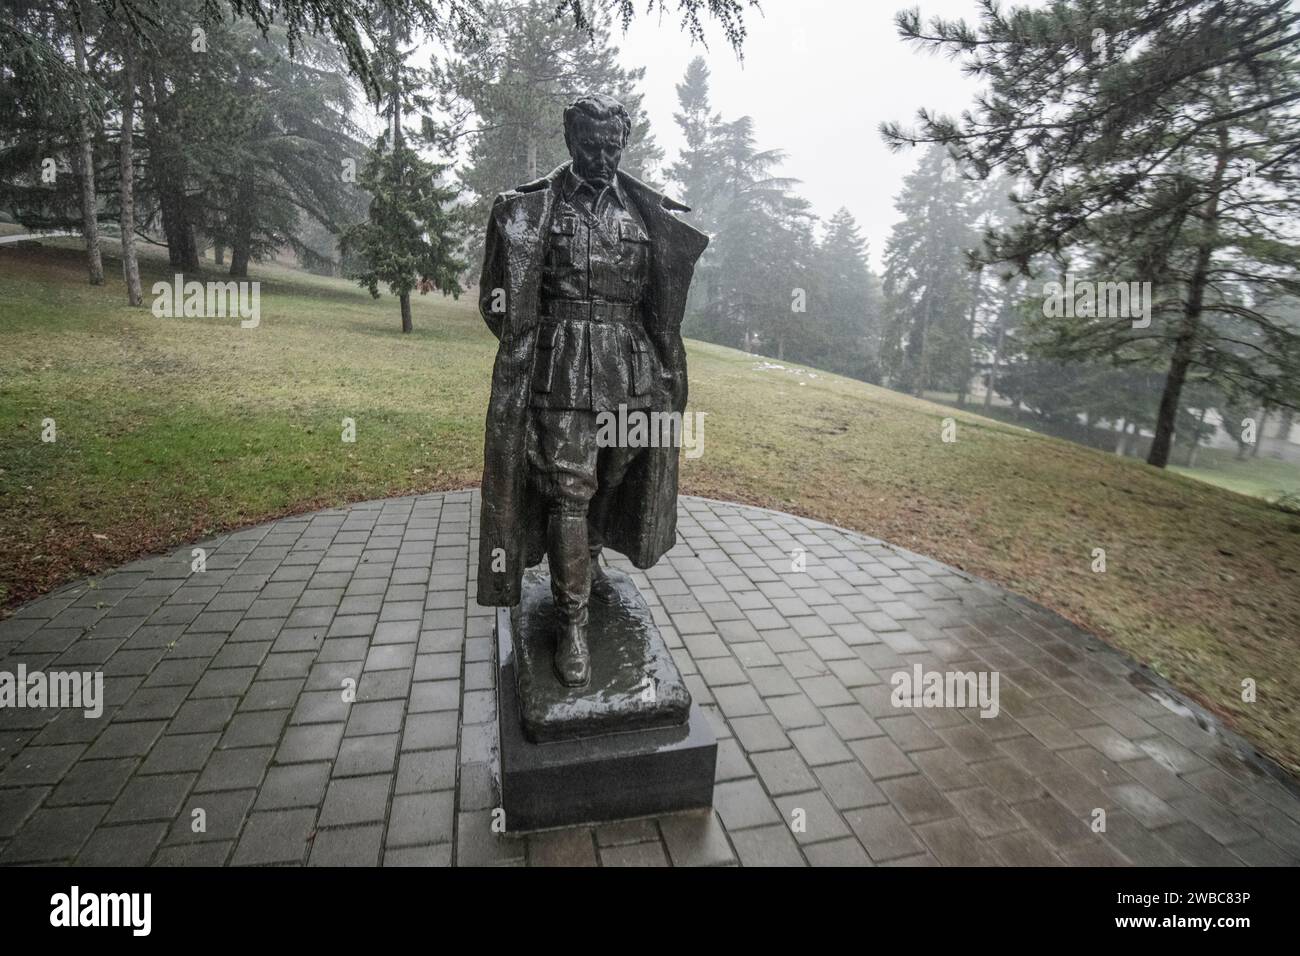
(341, 15, 463, 333)
(434, 0, 662, 264)
(881, 146, 979, 395)
(884, 0, 1300, 466)
(813, 208, 883, 382)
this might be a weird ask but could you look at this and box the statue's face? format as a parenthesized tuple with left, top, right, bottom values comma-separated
(567, 115, 625, 187)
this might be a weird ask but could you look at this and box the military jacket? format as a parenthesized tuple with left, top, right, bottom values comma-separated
(531, 168, 657, 411)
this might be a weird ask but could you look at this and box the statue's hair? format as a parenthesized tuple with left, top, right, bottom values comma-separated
(563, 93, 631, 147)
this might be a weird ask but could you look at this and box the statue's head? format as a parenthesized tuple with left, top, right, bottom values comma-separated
(563, 93, 631, 187)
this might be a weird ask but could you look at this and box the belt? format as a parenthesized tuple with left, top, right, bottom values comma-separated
(540, 299, 640, 324)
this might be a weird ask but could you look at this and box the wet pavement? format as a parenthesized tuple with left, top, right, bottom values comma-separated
(1, 490, 1297, 866)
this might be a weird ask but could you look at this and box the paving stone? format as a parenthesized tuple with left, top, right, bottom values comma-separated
(385, 844, 453, 866)
(257, 763, 331, 810)
(456, 810, 525, 866)
(0, 743, 85, 786)
(752, 749, 819, 796)
(167, 789, 257, 844)
(600, 840, 669, 866)
(0, 785, 49, 836)
(105, 773, 195, 823)
(658, 810, 736, 867)
(789, 724, 854, 766)
(805, 836, 872, 866)
(915, 817, 1000, 865)
(714, 778, 781, 831)
(850, 737, 916, 780)
(2, 491, 1294, 868)
(84, 720, 167, 759)
(844, 805, 926, 863)
(318, 774, 391, 827)
(985, 828, 1061, 865)
(879, 774, 955, 825)
(396, 748, 456, 794)
(153, 841, 234, 866)
(2, 804, 107, 862)
(139, 733, 220, 774)
(528, 827, 597, 866)
(596, 817, 660, 846)
(729, 823, 805, 866)
(386, 791, 454, 847)
(232, 809, 316, 865)
(946, 786, 1022, 837)
(775, 790, 850, 845)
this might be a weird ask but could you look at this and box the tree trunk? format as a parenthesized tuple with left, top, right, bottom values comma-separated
(958, 267, 981, 408)
(214, 243, 225, 266)
(227, 157, 256, 277)
(984, 318, 1004, 410)
(1186, 404, 1210, 468)
(147, 63, 200, 272)
(400, 292, 412, 334)
(71, 19, 104, 286)
(1252, 408, 1266, 457)
(1147, 138, 1229, 468)
(1278, 407, 1295, 444)
(119, 40, 142, 306)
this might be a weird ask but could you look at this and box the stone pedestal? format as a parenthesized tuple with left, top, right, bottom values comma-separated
(495, 567, 716, 832)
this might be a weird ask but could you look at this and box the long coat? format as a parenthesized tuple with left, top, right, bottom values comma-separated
(476, 163, 709, 607)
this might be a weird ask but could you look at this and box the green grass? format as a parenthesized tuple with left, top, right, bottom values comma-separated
(3, 239, 1300, 774)
(1172, 448, 1300, 503)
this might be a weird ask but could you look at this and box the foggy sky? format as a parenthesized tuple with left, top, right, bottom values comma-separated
(613, 0, 992, 270)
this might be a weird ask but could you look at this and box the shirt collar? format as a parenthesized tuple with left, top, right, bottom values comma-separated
(562, 165, 627, 211)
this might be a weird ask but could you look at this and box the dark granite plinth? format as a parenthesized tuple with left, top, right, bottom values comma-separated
(495, 568, 716, 832)
(509, 566, 691, 743)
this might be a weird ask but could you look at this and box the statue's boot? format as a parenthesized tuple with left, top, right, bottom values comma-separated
(548, 511, 591, 687)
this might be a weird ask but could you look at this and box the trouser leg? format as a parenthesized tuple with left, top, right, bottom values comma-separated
(528, 408, 598, 686)
(587, 442, 645, 598)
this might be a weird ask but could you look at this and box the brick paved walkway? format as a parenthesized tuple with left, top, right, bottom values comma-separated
(1, 491, 1297, 866)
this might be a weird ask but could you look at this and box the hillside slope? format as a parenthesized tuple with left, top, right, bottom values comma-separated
(1, 241, 1298, 771)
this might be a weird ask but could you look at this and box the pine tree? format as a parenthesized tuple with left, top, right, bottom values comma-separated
(341, 16, 463, 333)
(815, 208, 883, 382)
(883, 0, 1300, 466)
(434, 0, 663, 266)
(881, 146, 980, 395)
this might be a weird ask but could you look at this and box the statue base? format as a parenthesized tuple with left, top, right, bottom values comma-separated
(494, 567, 716, 832)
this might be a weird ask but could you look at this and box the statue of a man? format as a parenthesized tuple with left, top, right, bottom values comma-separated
(475, 93, 709, 688)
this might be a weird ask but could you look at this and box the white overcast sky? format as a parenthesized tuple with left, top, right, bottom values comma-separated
(611, 0, 993, 269)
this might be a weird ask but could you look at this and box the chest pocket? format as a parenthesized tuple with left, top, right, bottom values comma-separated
(548, 213, 580, 269)
(617, 220, 650, 301)
(618, 220, 649, 247)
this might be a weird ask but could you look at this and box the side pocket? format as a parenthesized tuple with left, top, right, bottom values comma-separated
(630, 337, 654, 396)
(532, 323, 558, 394)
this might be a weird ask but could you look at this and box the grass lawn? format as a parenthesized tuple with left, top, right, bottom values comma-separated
(3, 239, 1299, 773)
(1172, 448, 1300, 503)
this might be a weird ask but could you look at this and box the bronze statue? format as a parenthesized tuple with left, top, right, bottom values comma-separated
(475, 93, 708, 688)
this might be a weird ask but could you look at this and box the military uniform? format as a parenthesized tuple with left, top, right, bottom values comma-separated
(475, 156, 708, 688)
(527, 167, 657, 535)
(515, 168, 659, 677)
